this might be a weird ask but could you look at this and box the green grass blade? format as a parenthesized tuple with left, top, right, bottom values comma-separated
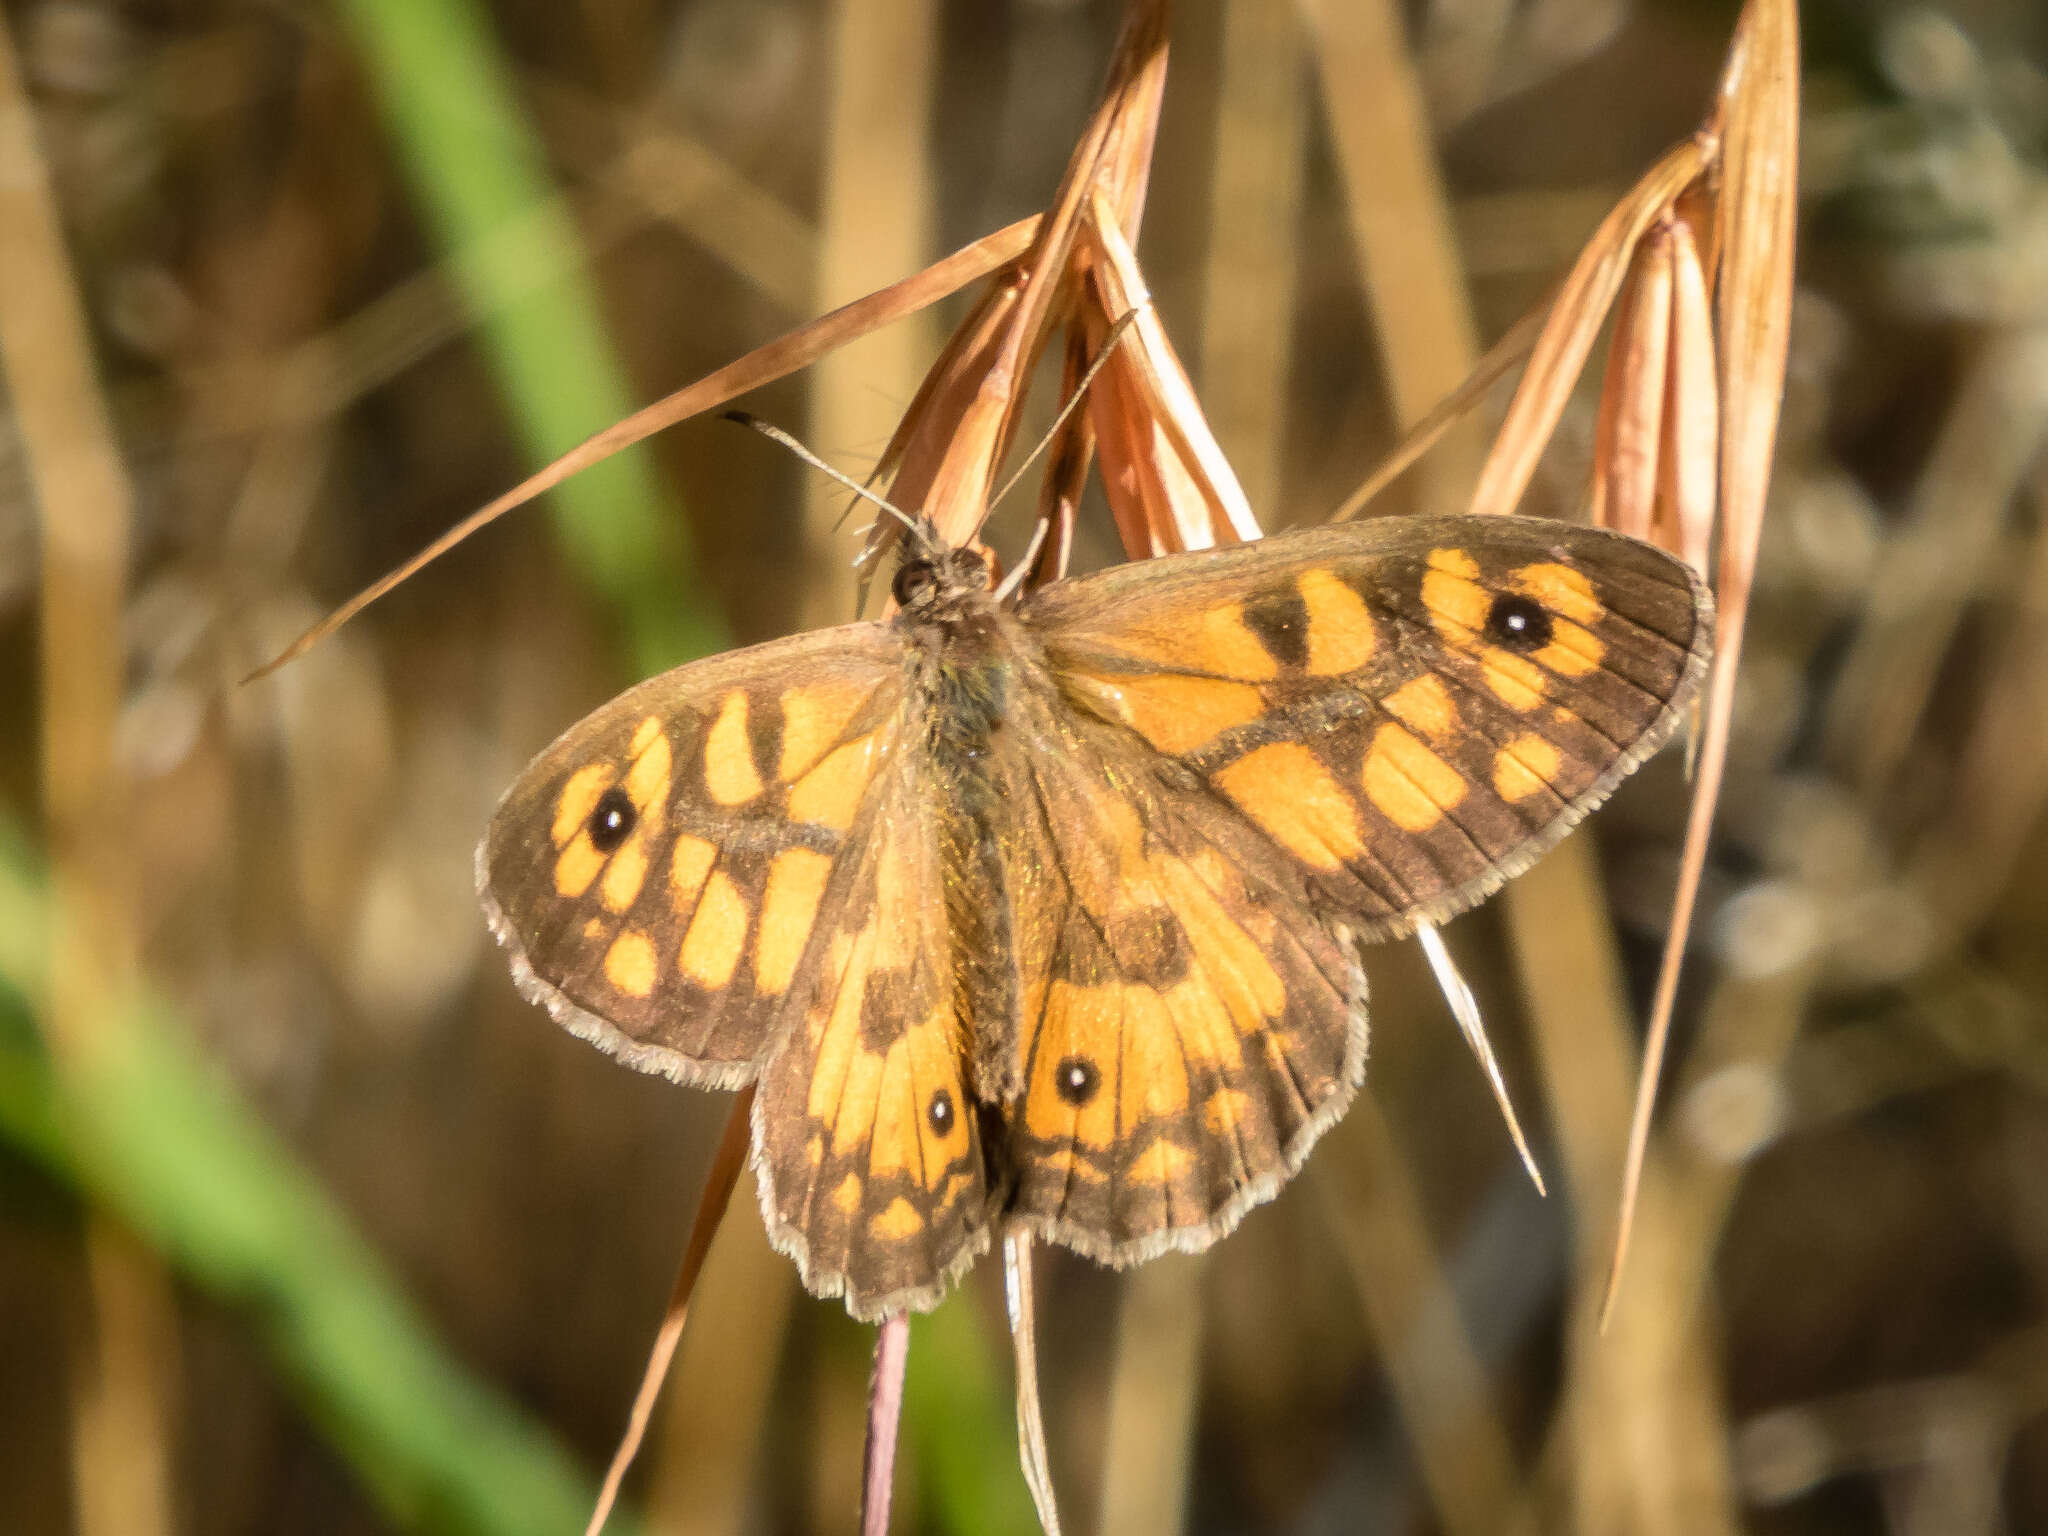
(0, 834, 624, 1536)
(338, 0, 725, 673)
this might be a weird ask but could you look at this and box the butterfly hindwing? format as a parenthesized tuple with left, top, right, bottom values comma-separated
(1027, 514, 1711, 938)
(751, 748, 992, 1320)
(991, 690, 1369, 1263)
(479, 622, 906, 1087)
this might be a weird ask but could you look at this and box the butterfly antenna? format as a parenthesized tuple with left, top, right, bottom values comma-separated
(722, 411, 921, 538)
(986, 305, 1147, 515)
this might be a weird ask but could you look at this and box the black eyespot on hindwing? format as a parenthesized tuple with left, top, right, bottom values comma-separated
(1055, 1056, 1100, 1107)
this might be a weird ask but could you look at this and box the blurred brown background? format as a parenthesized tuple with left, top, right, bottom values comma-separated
(4, 1, 2048, 1533)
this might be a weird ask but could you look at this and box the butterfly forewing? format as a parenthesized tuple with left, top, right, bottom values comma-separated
(1026, 514, 1711, 939)
(479, 622, 906, 1087)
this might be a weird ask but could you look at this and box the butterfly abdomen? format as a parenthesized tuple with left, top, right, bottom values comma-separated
(916, 614, 1026, 1104)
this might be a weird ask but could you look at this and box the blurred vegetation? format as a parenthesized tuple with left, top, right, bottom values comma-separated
(4, 2, 2048, 1535)
(0, 825, 608, 1536)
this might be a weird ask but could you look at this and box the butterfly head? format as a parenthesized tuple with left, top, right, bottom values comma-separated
(889, 516, 997, 622)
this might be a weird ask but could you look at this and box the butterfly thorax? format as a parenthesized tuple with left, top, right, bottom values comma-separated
(889, 537, 1037, 1106)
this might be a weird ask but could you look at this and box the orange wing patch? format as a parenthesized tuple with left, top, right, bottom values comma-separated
(599, 729, 672, 913)
(1492, 734, 1564, 802)
(1421, 547, 1615, 703)
(755, 848, 834, 996)
(788, 734, 883, 832)
(604, 931, 657, 998)
(1213, 743, 1365, 871)
(1361, 723, 1468, 833)
(1508, 562, 1607, 677)
(552, 762, 616, 848)
(1420, 549, 1550, 711)
(703, 690, 764, 806)
(1062, 671, 1266, 755)
(1382, 675, 1461, 742)
(1069, 597, 1283, 682)
(1296, 568, 1379, 676)
(679, 871, 749, 989)
(777, 679, 875, 781)
(669, 835, 716, 913)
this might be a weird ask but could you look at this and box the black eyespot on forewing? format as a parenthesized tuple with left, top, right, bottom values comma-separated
(1054, 1056, 1100, 1107)
(1241, 587, 1310, 669)
(587, 787, 637, 852)
(892, 559, 939, 609)
(1485, 592, 1553, 653)
(928, 1088, 955, 1136)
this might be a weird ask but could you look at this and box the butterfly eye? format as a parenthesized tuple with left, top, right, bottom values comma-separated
(927, 1089, 955, 1136)
(587, 787, 637, 853)
(892, 559, 939, 608)
(1485, 593, 1553, 653)
(1054, 1056, 1100, 1106)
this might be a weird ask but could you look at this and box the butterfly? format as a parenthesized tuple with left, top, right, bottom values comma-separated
(479, 512, 1712, 1320)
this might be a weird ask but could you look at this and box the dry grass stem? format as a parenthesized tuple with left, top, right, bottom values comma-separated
(1344, 0, 1799, 1328)
(1416, 921, 1544, 1195)
(1465, 138, 1707, 521)
(31, 1, 2048, 1534)
(244, 214, 1040, 682)
(861, 1315, 912, 1536)
(1082, 204, 1257, 550)
(807, 0, 941, 624)
(1021, 329, 1096, 590)
(1302, 0, 1485, 506)
(1201, 0, 1307, 515)
(1327, 306, 1546, 524)
(1592, 228, 1675, 541)
(1096, 1258, 1204, 1536)
(1607, 0, 1800, 1321)
(917, 9, 1170, 558)
(584, 1087, 754, 1536)
(645, 1178, 798, 1536)
(1302, 6, 1560, 1524)
(1314, 1106, 1523, 1536)
(0, 14, 177, 1536)
(1819, 328, 2048, 798)
(1300, 3, 1801, 1513)
(1907, 486, 2048, 932)
(1005, 1235, 1063, 1536)
(1506, 832, 1743, 1536)
(1661, 217, 1721, 574)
